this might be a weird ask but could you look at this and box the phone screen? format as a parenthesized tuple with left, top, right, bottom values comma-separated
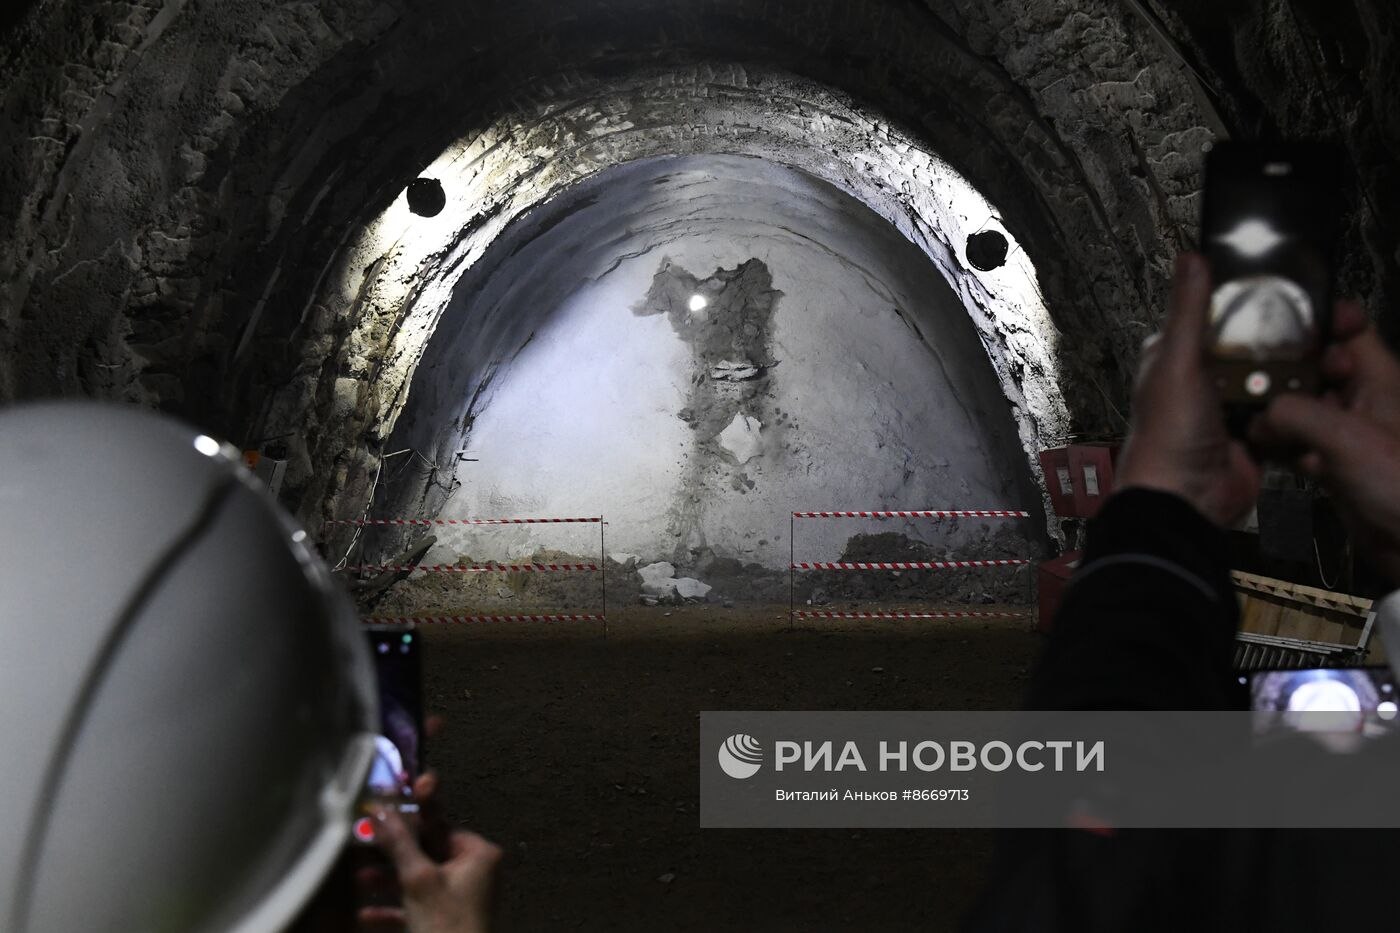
(363, 627, 424, 815)
(1246, 667, 1399, 740)
(1201, 142, 1341, 405)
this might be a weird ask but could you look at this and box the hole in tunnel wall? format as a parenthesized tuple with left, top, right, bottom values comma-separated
(363, 155, 1048, 583)
(966, 231, 1010, 272)
(407, 178, 447, 218)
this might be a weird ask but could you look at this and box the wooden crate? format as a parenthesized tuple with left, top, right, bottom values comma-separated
(1231, 571, 1379, 662)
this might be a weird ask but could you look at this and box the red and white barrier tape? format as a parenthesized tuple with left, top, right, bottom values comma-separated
(327, 517, 601, 526)
(791, 559, 1030, 571)
(348, 563, 599, 574)
(792, 610, 1028, 620)
(364, 614, 606, 625)
(793, 510, 1029, 519)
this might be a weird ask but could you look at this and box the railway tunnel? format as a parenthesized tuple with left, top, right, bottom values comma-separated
(2, 1, 1398, 929)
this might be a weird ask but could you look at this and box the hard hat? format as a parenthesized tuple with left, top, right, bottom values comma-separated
(0, 402, 378, 933)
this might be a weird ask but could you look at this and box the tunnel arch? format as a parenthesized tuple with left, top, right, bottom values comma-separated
(1, 0, 1244, 535)
(291, 64, 1077, 547)
(357, 152, 1054, 569)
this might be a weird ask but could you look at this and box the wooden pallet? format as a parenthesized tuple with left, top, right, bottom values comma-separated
(1231, 571, 1377, 660)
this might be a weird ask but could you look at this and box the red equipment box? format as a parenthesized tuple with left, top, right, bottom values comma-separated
(1038, 448, 1077, 518)
(1037, 550, 1082, 634)
(1067, 444, 1120, 519)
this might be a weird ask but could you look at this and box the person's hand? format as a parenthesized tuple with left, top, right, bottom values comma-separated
(352, 768, 448, 928)
(362, 807, 501, 933)
(1250, 300, 1400, 582)
(296, 743, 468, 933)
(1114, 252, 1260, 527)
(300, 716, 495, 933)
(353, 716, 499, 933)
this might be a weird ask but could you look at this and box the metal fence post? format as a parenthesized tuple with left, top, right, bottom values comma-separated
(789, 512, 795, 630)
(600, 517, 608, 639)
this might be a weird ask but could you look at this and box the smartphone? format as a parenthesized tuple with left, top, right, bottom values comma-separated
(1201, 142, 1342, 411)
(352, 625, 425, 844)
(1246, 666, 1399, 739)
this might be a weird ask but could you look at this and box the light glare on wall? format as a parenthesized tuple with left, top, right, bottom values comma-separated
(688, 294, 708, 312)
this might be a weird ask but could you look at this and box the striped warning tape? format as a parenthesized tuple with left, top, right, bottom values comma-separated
(791, 559, 1031, 571)
(348, 563, 600, 574)
(364, 614, 606, 625)
(792, 610, 1029, 620)
(327, 517, 601, 526)
(793, 510, 1029, 519)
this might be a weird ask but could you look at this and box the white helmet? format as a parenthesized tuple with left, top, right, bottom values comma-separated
(0, 402, 378, 933)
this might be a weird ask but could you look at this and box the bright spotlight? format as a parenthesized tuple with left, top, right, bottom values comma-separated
(688, 294, 708, 312)
(1216, 219, 1284, 258)
(193, 435, 221, 457)
(1286, 679, 1362, 713)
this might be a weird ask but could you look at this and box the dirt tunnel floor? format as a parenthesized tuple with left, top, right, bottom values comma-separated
(421, 603, 1044, 932)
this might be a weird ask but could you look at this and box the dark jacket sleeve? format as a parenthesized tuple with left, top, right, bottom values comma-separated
(1025, 487, 1247, 711)
(963, 488, 1249, 933)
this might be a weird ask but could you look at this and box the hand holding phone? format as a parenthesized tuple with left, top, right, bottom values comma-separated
(353, 626, 425, 845)
(1113, 253, 1262, 528)
(1201, 142, 1343, 412)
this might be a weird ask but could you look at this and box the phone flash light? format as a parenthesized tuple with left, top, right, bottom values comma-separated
(1264, 162, 1292, 176)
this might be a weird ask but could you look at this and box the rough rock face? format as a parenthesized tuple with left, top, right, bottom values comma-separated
(371, 547, 622, 615)
(803, 527, 1037, 607)
(1143, 0, 1400, 339)
(0, 0, 1395, 537)
(635, 258, 780, 458)
(635, 257, 782, 560)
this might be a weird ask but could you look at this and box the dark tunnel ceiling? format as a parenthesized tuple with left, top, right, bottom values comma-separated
(1, 0, 1397, 528)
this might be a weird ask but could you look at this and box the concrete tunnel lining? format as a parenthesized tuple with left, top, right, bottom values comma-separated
(363, 154, 1049, 572)
(284, 66, 1071, 553)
